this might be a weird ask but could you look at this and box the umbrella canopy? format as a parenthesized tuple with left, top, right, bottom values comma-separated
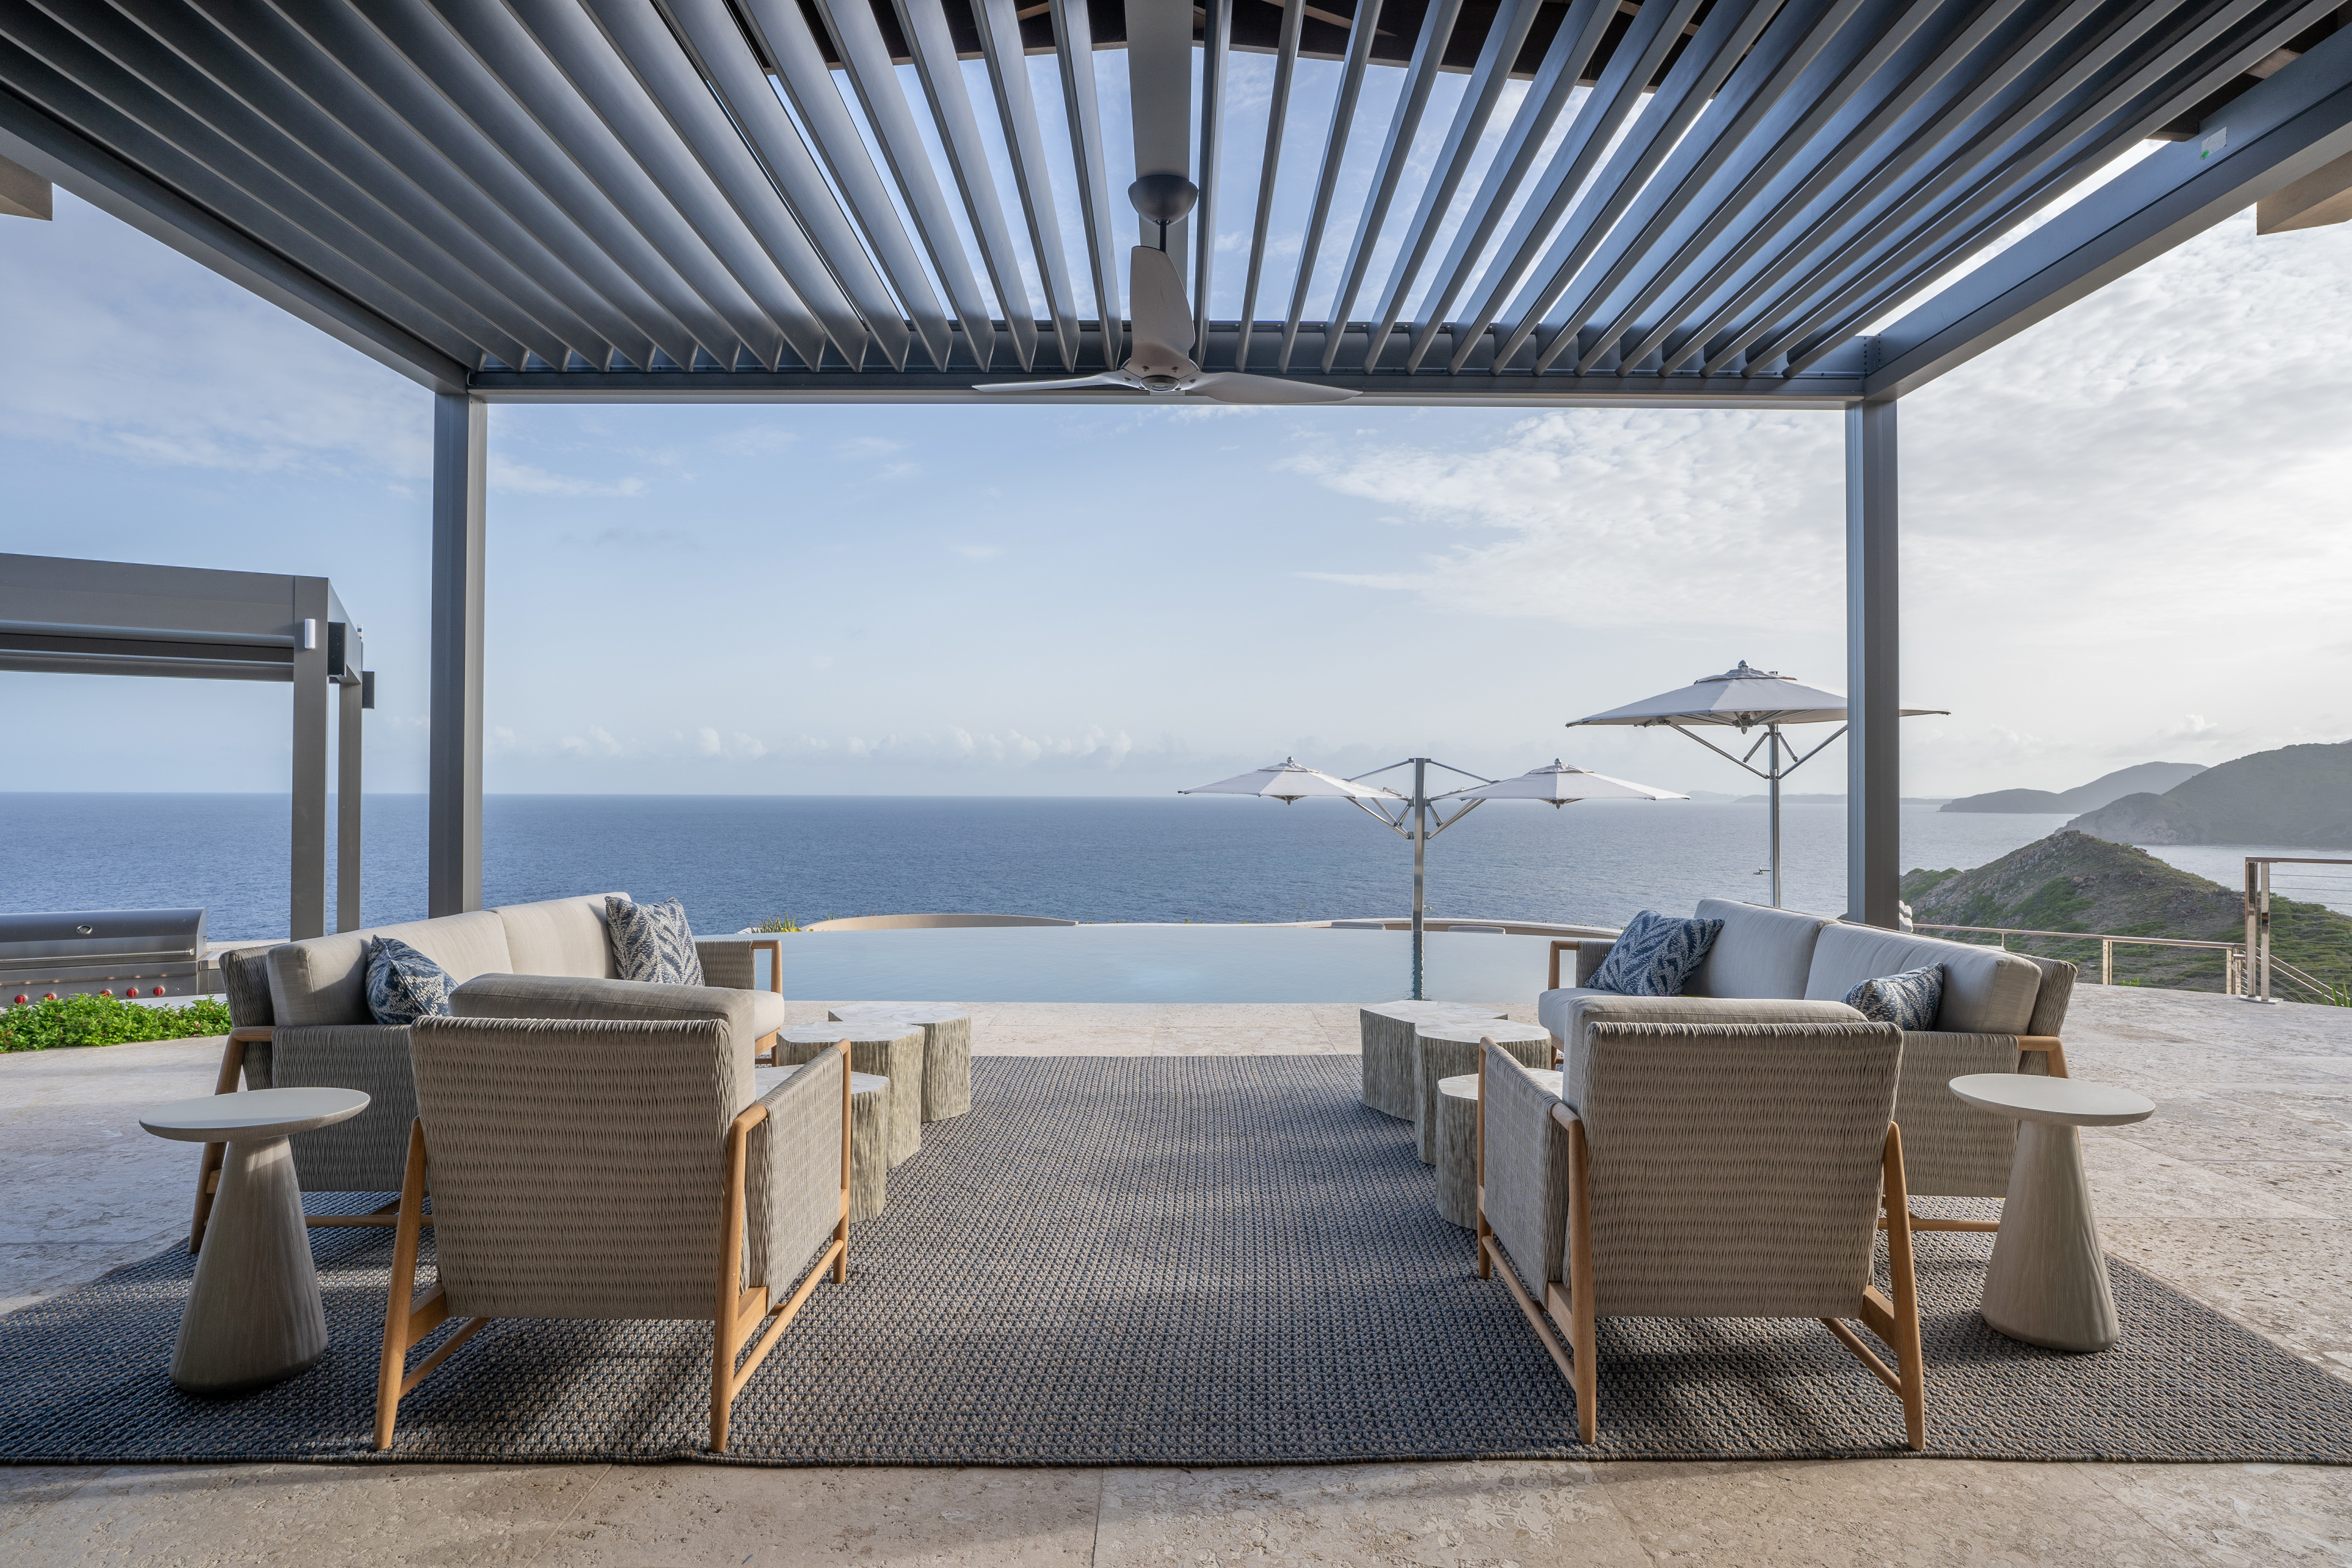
(1179, 758, 1405, 803)
(1569, 661, 1945, 731)
(1437, 760, 1688, 808)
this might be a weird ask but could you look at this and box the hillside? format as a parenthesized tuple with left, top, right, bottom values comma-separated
(1901, 831, 2352, 1000)
(1941, 761, 2206, 814)
(2067, 741, 2352, 846)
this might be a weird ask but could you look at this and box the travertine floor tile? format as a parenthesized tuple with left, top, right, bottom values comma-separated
(2091, 1462, 2352, 1566)
(2084, 1133, 2331, 1219)
(2103, 1216, 2352, 1376)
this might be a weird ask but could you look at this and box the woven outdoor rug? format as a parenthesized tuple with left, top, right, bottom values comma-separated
(5, 1054, 2350, 1466)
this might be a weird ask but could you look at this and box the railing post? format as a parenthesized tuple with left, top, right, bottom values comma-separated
(2258, 861, 2273, 1004)
(2101, 939, 2112, 986)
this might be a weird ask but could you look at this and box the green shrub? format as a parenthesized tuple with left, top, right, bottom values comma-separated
(749, 915, 810, 933)
(0, 993, 234, 1052)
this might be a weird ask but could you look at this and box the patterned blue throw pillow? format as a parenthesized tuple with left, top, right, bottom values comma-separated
(606, 896, 706, 986)
(1588, 910, 1724, 998)
(1844, 963, 1944, 1031)
(364, 936, 454, 1027)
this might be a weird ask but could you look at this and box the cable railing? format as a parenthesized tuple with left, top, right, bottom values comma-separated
(2245, 857, 2352, 1006)
(1912, 923, 2247, 993)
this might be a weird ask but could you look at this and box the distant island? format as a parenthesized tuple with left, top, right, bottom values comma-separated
(2067, 741, 2352, 846)
(1940, 761, 2206, 814)
(1728, 795, 1952, 805)
(1904, 831, 2351, 1000)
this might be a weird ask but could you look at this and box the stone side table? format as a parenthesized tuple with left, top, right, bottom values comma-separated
(1434, 1068, 1562, 1229)
(140, 1087, 369, 1393)
(775, 1023, 926, 1166)
(1949, 1072, 2156, 1353)
(1357, 1001, 1506, 1120)
(830, 1005, 972, 1121)
(845, 1072, 892, 1222)
(1413, 1020, 1553, 1166)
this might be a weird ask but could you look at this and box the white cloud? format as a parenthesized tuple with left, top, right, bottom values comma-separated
(697, 727, 722, 756)
(835, 435, 908, 460)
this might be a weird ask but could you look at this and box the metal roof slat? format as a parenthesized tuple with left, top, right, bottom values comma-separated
(1352, 0, 1543, 373)
(1632, 0, 2052, 380)
(1401, 0, 1614, 371)
(1191, 0, 1232, 362)
(1049, 0, 1124, 368)
(656, 0, 916, 370)
(808, 0, 997, 369)
(975, 0, 1081, 370)
(1316, 0, 1464, 372)
(1777, 0, 2334, 374)
(1679, 0, 2153, 377)
(328, 0, 713, 369)
(733, 0, 955, 371)
(1572, 0, 1953, 376)
(1275, 0, 1383, 372)
(1438, 0, 1699, 374)
(496, 0, 835, 370)
(1, 5, 513, 367)
(1235, 0, 1306, 372)
(144, 0, 615, 369)
(891, 0, 1041, 372)
(1727, 0, 2234, 374)
(1488, 0, 1794, 374)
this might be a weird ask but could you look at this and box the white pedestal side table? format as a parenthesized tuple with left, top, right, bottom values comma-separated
(141, 1087, 370, 1393)
(1949, 1073, 2155, 1353)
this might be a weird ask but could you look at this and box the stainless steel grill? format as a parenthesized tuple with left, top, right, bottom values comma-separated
(0, 909, 208, 1002)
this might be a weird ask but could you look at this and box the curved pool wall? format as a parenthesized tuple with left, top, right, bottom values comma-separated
(769, 924, 1560, 1004)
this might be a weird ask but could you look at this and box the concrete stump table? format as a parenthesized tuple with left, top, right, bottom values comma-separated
(1413, 1019, 1554, 1165)
(830, 1005, 972, 1121)
(844, 1071, 892, 1221)
(1357, 1001, 1507, 1120)
(775, 1023, 925, 1166)
(138, 1087, 369, 1393)
(1433, 1068, 1562, 1229)
(1950, 1072, 2157, 1353)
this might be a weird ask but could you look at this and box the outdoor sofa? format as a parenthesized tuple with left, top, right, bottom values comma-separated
(1537, 899, 2076, 1226)
(193, 893, 786, 1249)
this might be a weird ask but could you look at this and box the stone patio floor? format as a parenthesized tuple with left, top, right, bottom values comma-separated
(3, 986, 2350, 1564)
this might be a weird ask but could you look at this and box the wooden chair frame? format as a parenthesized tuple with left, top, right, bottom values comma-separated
(1475, 1056, 1928, 1450)
(373, 1040, 852, 1453)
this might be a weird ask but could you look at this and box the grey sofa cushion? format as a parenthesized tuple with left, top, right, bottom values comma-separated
(494, 893, 624, 979)
(268, 910, 513, 1027)
(1804, 924, 2040, 1035)
(1558, 994, 1867, 1113)
(1687, 899, 1838, 998)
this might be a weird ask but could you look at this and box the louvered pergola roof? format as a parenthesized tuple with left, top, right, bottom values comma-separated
(0, 0, 2346, 407)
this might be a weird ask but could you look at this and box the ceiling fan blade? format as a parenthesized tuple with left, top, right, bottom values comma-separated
(971, 371, 1141, 394)
(1127, 246, 1196, 375)
(1185, 372, 1359, 405)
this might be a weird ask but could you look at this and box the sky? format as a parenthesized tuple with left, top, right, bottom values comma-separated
(3, 52, 2350, 804)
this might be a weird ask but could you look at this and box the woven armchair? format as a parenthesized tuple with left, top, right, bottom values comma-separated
(1477, 1023, 1927, 1449)
(374, 1015, 848, 1453)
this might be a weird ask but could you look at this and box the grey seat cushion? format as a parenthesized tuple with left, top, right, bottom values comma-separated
(1804, 925, 2040, 1035)
(452, 971, 781, 1037)
(1686, 899, 1839, 998)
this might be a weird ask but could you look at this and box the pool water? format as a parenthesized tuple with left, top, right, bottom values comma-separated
(771, 924, 1557, 1004)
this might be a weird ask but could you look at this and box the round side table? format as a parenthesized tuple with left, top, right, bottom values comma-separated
(1949, 1073, 2155, 1353)
(830, 1005, 972, 1122)
(141, 1087, 369, 1393)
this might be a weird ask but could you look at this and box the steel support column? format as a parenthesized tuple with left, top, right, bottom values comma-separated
(428, 393, 486, 917)
(338, 676, 363, 932)
(1845, 400, 1901, 929)
(290, 576, 331, 939)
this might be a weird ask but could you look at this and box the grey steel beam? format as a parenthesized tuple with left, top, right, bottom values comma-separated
(1402, 0, 1613, 371)
(1356, 0, 1542, 371)
(291, 575, 331, 942)
(0, 86, 466, 390)
(1865, 17, 2352, 398)
(1844, 398, 1899, 930)
(1236, 0, 1305, 371)
(498, 0, 838, 369)
(1319, 0, 1463, 371)
(428, 393, 485, 919)
(1276, 0, 1382, 371)
(893, 0, 1040, 370)
(1050, 0, 1124, 366)
(338, 673, 362, 933)
(1127, 0, 1193, 270)
(1443, 0, 1700, 372)
(736, 0, 954, 370)
(810, 0, 999, 369)
(1491, 0, 1791, 373)
(976, 0, 1081, 369)
(1190, 0, 1232, 361)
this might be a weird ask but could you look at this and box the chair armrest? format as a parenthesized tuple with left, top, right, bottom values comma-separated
(1547, 939, 1617, 990)
(2016, 1035, 2068, 1078)
(215, 1027, 274, 1092)
(744, 1046, 846, 1290)
(694, 937, 783, 996)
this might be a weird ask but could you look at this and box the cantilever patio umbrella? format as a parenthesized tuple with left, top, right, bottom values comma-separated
(1568, 663, 1945, 908)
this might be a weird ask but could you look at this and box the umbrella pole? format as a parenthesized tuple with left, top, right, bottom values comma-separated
(1411, 757, 1427, 1001)
(1768, 726, 1784, 908)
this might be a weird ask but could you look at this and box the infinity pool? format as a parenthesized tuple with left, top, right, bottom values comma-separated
(769, 924, 1555, 1004)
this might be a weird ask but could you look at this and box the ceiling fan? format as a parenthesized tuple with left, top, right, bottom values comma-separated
(972, 174, 1357, 406)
